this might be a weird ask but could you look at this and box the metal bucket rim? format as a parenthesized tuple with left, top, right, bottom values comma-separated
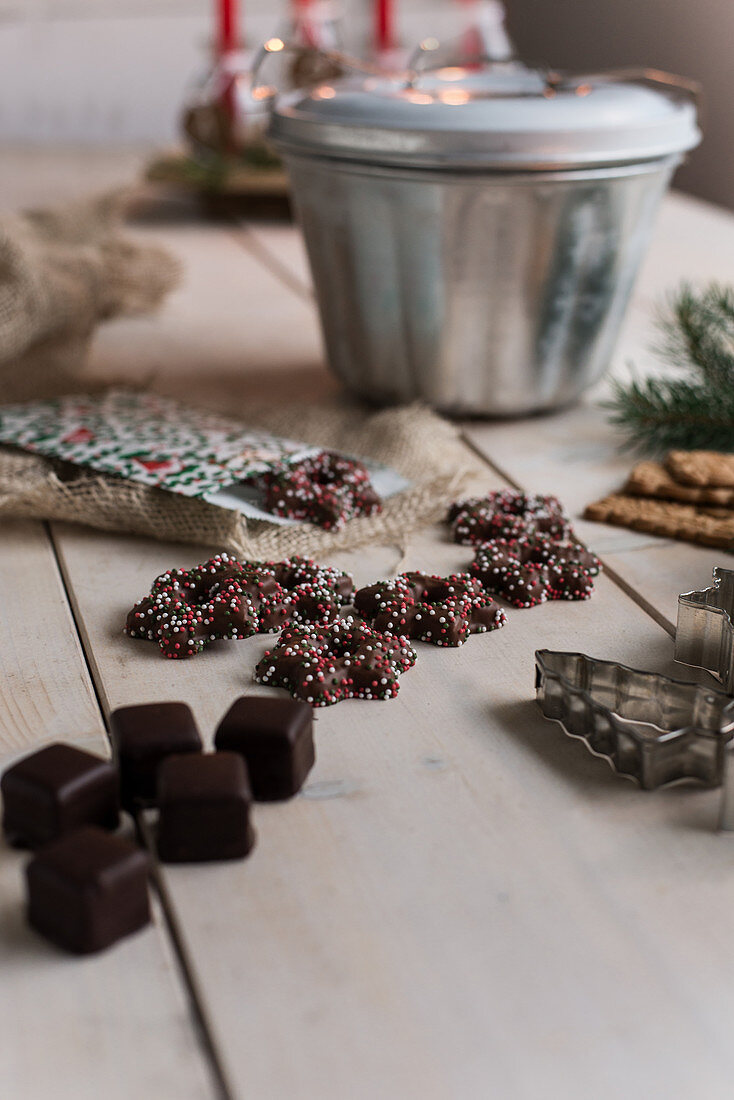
(277, 147, 683, 184)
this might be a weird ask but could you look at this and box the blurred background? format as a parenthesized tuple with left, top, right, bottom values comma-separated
(0, 0, 729, 208)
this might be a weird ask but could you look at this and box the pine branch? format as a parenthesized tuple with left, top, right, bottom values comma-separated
(608, 282, 734, 453)
(653, 282, 734, 386)
(607, 376, 734, 453)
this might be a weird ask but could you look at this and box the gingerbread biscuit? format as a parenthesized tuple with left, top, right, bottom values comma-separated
(584, 494, 734, 549)
(665, 451, 734, 489)
(625, 461, 734, 506)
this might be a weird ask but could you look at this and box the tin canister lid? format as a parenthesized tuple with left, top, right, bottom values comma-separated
(268, 61, 701, 170)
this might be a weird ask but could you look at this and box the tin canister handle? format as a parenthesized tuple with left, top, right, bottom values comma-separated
(250, 39, 386, 100)
(403, 40, 560, 94)
(575, 67, 703, 129)
(595, 67, 702, 106)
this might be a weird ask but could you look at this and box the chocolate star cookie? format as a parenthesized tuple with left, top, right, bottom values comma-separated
(470, 535, 601, 608)
(254, 617, 416, 706)
(354, 571, 506, 646)
(449, 491, 571, 545)
(269, 556, 354, 624)
(261, 450, 382, 531)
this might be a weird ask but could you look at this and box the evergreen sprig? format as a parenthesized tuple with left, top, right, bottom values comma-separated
(607, 282, 734, 453)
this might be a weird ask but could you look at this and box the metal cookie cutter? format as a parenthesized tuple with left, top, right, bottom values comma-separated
(535, 650, 734, 790)
(676, 567, 734, 693)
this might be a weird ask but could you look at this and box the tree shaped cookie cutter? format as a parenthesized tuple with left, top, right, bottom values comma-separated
(675, 567, 734, 693)
(535, 650, 734, 790)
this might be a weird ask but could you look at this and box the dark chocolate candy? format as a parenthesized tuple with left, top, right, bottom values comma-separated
(157, 752, 256, 863)
(254, 618, 416, 707)
(261, 451, 382, 531)
(449, 491, 571, 545)
(354, 571, 506, 647)
(1, 743, 119, 849)
(126, 554, 291, 660)
(26, 826, 150, 954)
(469, 535, 599, 608)
(270, 557, 354, 626)
(110, 702, 202, 809)
(215, 696, 315, 800)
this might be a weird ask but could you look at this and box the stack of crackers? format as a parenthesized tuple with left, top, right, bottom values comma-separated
(584, 451, 734, 549)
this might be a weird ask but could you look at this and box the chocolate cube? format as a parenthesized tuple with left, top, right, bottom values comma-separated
(214, 696, 315, 800)
(110, 702, 201, 810)
(26, 826, 150, 954)
(157, 752, 255, 863)
(1, 743, 119, 849)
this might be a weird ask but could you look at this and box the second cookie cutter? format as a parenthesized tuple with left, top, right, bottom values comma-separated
(535, 650, 734, 790)
(676, 567, 734, 692)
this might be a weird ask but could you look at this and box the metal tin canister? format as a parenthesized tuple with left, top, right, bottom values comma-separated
(269, 61, 700, 417)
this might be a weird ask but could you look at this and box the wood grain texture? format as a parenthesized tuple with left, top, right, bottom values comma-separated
(244, 197, 734, 631)
(51, 476, 734, 1100)
(245, 191, 734, 307)
(457, 189, 734, 628)
(0, 521, 216, 1100)
(462, 400, 734, 627)
(7, 150, 734, 1098)
(86, 223, 337, 414)
(0, 521, 102, 758)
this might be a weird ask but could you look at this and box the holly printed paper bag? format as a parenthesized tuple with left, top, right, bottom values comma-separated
(0, 390, 317, 500)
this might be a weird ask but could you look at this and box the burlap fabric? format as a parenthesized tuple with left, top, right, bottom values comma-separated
(0, 192, 179, 403)
(0, 193, 476, 554)
(0, 398, 478, 557)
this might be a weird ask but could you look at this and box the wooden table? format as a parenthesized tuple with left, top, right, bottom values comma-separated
(3, 151, 734, 1100)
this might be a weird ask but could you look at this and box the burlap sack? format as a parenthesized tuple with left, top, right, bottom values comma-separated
(0, 192, 179, 403)
(0, 398, 479, 557)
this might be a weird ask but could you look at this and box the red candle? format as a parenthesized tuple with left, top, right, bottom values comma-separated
(217, 0, 239, 57)
(216, 0, 239, 132)
(376, 0, 393, 53)
(457, 0, 482, 67)
(293, 0, 317, 49)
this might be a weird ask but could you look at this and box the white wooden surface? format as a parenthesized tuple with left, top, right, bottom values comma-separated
(0, 522, 216, 1100)
(2, 153, 734, 1099)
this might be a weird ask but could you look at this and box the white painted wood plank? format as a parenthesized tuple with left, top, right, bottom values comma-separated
(49, 191, 734, 1097)
(51, 488, 734, 1100)
(0, 520, 216, 1100)
(85, 223, 337, 413)
(9, 149, 734, 1097)
(636, 191, 734, 298)
(0, 146, 152, 213)
(458, 191, 734, 625)
(241, 222, 313, 299)
(245, 195, 734, 628)
(0, 521, 102, 758)
(462, 400, 734, 628)
(246, 191, 734, 304)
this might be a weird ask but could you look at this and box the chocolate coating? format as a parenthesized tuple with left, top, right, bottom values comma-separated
(26, 826, 150, 954)
(354, 571, 506, 647)
(261, 451, 382, 531)
(470, 535, 600, 607)
(254, 618, 416, 708)
(110, 702, 202, 809)
(1, 743, 119, 849)
(125, 553, 352, 659)
(215, 696, 315, 799)
(449, 491, 571, 546)
(271, 557, 354, 625)
(157, 752, 256, 863)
